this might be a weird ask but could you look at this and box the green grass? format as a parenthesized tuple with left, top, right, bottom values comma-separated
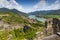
(0, 30, 9, 40)
(0, 11, 44, 40)
(9, 28, 36, 40)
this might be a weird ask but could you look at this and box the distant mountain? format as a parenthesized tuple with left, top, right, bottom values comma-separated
(28, 9, 60, 15)
(0, 8, 28, 17)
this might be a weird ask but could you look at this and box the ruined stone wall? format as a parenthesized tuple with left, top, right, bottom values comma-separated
(44, 18, 60, 36)
(34, 18, 60, 40)
(44, 18, 53, 36)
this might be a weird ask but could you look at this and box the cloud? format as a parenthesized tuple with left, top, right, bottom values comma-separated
(26, 0, 60, 13)
(0, 0, 60, 13)
(46, 0, 60, 10)
(34, 0, 48, 10)
(23, 0, 47, 13)
(0, 0, 25, 12)
(32, 0, 60, 11)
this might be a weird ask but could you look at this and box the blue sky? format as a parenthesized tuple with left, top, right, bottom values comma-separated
(0, 0, 60, 13)
(16, 0, 56, 8)
(16, 0, 40, 8)
(46, 0, 56, 4)
(15, 0, 60, 13)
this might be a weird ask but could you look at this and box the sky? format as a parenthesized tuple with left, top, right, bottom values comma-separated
(0, 0, 60, 13)
(16, 0, 55, 7)
(16, 0, 40, 8)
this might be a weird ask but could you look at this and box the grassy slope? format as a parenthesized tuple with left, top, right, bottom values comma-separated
(0, 11, 43, 40)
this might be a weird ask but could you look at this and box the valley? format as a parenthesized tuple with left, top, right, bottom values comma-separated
(0, 0, 60, 40)
(0, 8, 60, 40)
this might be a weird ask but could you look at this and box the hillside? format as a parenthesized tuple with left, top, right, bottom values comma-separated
(0, 8, 44, 40)
(28, 9, 60, 18)
(28, 9, 60, 15)
(0, 8, 28, 17)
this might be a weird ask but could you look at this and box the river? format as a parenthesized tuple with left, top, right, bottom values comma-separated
(29, 15, 46, 22)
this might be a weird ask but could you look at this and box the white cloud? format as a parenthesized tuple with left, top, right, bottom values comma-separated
(24, 0, 47, 13)
(46, 0, 60, 10)
(0, 0, 25, 12)
(26, 0, 60, 13)
(32, 0, 60, 11)
(0, 0, 60, 13)
(34, 0, 48, 10)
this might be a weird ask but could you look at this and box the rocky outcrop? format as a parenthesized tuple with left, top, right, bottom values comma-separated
(0, 20, 23, 31)
(41, 34, 60, 40)
(34, 18, 60, 40)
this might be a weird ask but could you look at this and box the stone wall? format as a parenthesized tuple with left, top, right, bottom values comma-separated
(44, 18, 60, 36)
(33, 18, 60, 40)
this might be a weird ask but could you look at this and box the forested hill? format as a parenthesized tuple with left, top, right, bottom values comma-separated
(28, 9, 60, 15)
(0, 8, 28, 17)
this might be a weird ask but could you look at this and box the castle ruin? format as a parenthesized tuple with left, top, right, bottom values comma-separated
(45, 18, 60, 36)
